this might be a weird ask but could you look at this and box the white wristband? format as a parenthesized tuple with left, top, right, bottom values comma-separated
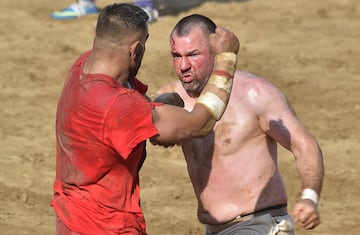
(197, 92, 226, 120)
(301, 188, 319, 205)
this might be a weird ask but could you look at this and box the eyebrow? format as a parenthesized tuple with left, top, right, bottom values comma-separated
(171, 49, 200, 56)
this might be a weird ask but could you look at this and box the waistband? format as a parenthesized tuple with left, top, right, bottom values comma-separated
(207, 204, 288, 234)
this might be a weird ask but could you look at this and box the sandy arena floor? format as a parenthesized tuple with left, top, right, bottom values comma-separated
(0, 0, 359, 234)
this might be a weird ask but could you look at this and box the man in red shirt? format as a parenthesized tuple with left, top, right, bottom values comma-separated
(52, 3, 239, 235)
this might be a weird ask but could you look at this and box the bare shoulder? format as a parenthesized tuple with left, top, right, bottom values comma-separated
(233, 71, 287, 107)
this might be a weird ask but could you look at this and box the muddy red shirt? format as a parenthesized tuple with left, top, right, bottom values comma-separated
(51, 51, 159, 234)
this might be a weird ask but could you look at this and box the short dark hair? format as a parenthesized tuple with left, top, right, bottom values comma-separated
(171, 14, 217, 37)
(96, 3, 149, 40)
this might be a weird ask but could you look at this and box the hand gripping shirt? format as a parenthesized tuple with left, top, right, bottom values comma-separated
(51, 51, 159, 234)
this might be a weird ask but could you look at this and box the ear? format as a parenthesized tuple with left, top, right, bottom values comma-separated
(129, 41, 144, 64)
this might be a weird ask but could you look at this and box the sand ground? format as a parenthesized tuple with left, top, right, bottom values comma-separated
(0, 0, 359, 234)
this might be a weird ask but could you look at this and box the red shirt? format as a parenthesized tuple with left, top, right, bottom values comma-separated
(51, 51, 159, 234)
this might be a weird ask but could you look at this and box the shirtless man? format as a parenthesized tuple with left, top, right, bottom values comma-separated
(154, 14, 324, 234)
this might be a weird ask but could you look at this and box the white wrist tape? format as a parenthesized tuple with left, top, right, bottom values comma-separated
(197, 92, 226, 120)
(215, 52, 237, 64)
(208, 75, 233, 94)
(301, 188, 319, 205)
(196, 52, 237, 120)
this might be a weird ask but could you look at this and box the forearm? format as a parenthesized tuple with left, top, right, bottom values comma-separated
(151, 104, 215, 145)
(196, 52, 237, 121)
(296, 141, 324, 198)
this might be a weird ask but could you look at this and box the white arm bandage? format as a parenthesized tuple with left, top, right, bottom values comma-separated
(196, 52, 237, 120)
(197, 92, 226, 120)
(301, 188, 319, 205)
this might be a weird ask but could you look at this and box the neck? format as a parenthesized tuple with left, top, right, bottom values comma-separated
(83, 47, 130, 86)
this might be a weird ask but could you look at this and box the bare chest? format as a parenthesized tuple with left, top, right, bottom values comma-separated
(183, 103, 261, 161)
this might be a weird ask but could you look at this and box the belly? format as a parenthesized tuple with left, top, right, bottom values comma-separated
(193, 166, 288, 224)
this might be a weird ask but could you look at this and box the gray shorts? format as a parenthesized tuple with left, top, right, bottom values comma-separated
(205, 213, 295, 235)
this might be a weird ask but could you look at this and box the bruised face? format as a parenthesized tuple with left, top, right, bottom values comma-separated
(170, 28, 215, 98)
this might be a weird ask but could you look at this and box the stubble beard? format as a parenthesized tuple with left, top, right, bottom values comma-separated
(182, 79, 204, 98)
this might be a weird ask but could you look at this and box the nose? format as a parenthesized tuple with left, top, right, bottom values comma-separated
(179, 56, 191, 72)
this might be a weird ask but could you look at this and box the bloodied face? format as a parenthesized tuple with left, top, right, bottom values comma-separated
(170, 28, 215, 98)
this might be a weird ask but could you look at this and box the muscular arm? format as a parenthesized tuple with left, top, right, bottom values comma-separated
(253, 78, 324, 229)
(256, 83, 324, 195)
(151, 103, 215, 145)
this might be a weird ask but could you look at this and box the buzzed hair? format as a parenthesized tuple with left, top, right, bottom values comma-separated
(95, 3, 149, 41)
(171, 14, 217, 38)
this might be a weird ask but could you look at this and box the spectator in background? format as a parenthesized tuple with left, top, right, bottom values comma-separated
(50, 0, 159, 22)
